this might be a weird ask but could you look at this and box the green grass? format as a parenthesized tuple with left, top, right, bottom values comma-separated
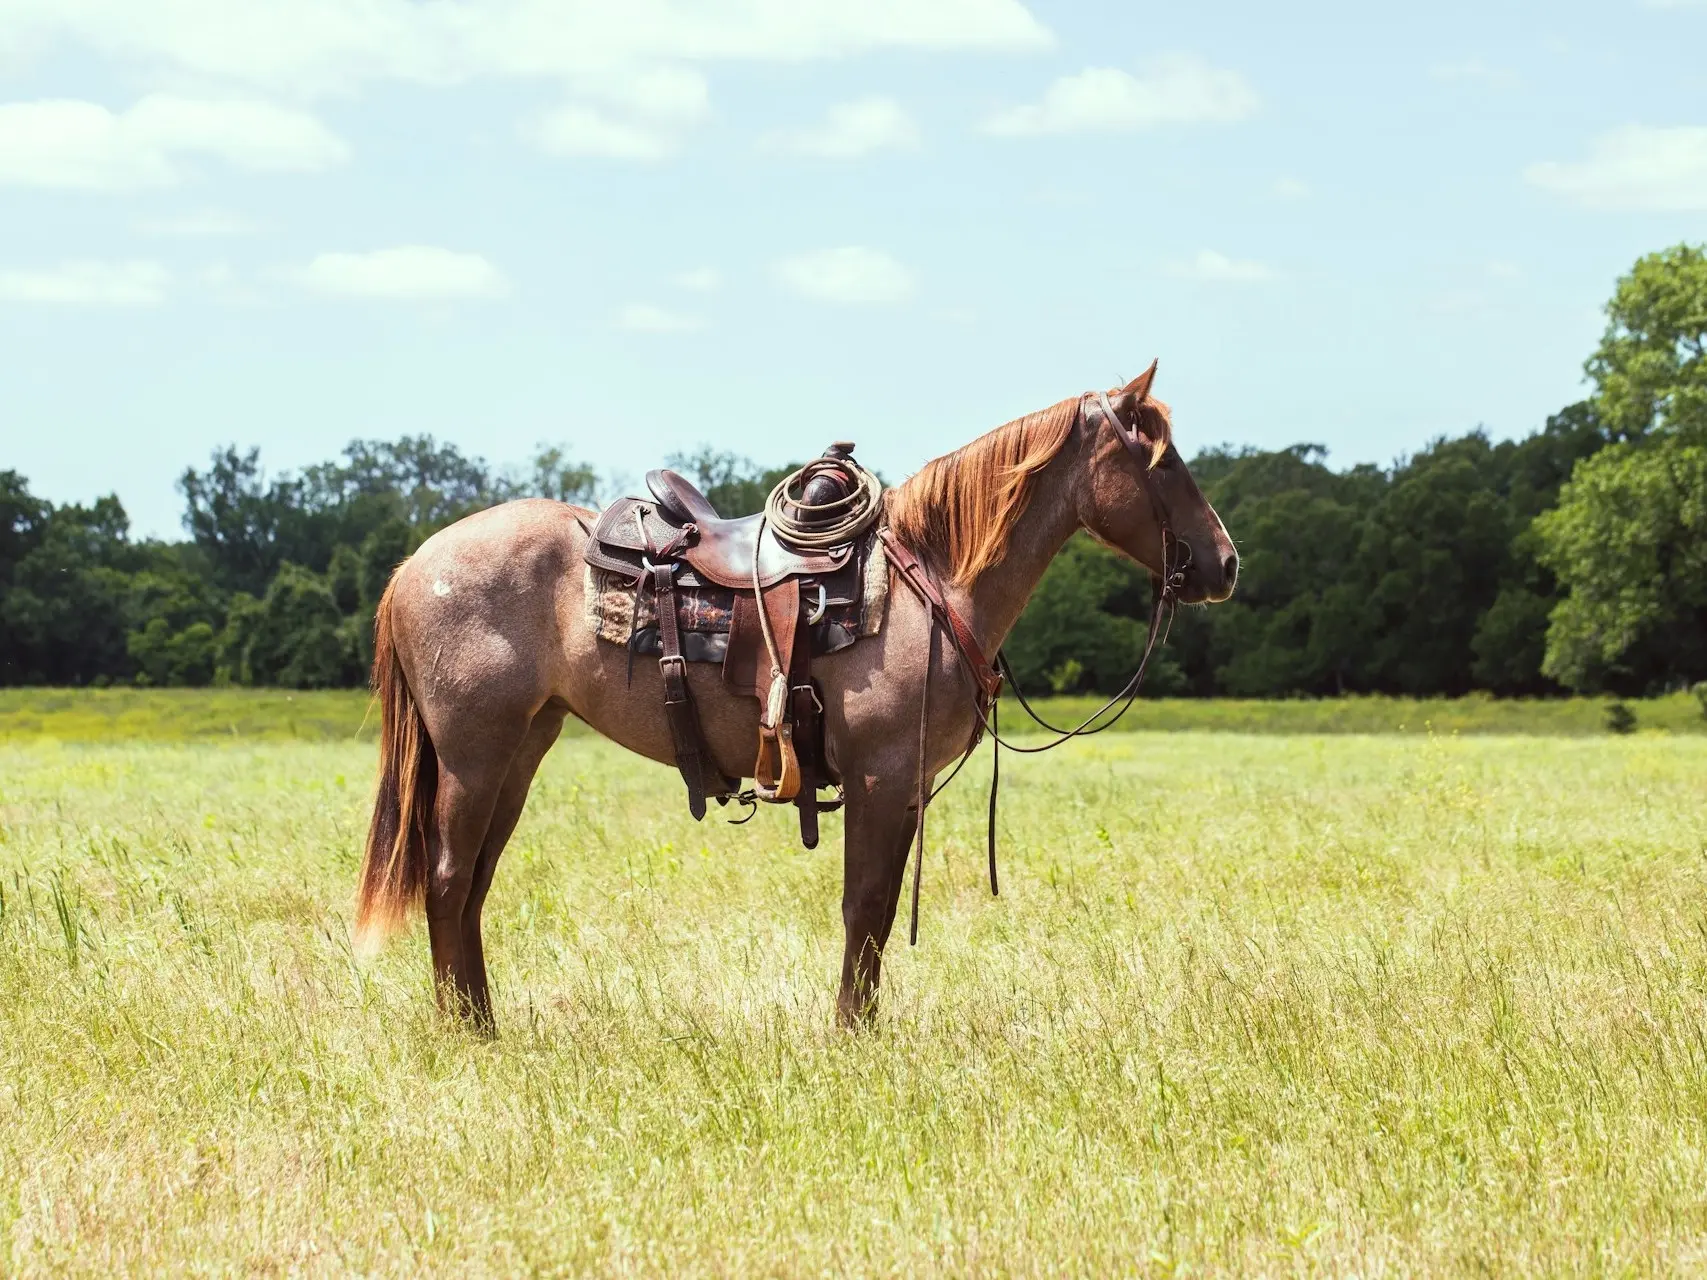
(3, 728, 1707, 1273)
(3, 685, 1703, 742)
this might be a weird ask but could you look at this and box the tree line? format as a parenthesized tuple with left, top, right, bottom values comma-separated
(3, 244, 1703, 698)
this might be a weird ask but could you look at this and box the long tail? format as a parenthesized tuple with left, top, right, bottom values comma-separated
(353, 576, 437, 954)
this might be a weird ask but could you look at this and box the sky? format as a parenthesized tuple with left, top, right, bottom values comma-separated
(2, 0, 1705, 540)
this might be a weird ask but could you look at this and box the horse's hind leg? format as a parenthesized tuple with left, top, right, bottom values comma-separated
(424, 710, 533, 1028)
(837, 780, 919, 1028)
(458, 702, 567, 1029)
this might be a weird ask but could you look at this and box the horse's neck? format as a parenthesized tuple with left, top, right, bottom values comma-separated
(944, 445, 1081, 655)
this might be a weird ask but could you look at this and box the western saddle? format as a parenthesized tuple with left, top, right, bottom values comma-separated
(582, 445, 876, 847)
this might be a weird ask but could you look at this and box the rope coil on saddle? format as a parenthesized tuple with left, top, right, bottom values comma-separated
(763, 445, 886, 552)
(749, 446, 886, 726)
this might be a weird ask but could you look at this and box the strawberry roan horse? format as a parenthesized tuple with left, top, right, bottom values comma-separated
(353, 363, 1238, 1030)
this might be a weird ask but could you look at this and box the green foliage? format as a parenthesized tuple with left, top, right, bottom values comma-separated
(128, 619, 217, 687)
(237, 563, 358, 689)
(1604, 701, 1638, 734)
(1005, 534, 1183, 695)
(0, 486, 141, 685)
(1586, 243, 1707, 443)
(1470, 587, 1553, 693)
(3, 442, 594, 690)
(1532, 247, 1707, 690)
(1535, 439, 1707, 690)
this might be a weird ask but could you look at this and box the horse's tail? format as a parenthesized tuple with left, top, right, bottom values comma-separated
(353, 576, 437, 954)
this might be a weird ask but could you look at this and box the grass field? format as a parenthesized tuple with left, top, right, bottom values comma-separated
(3, 685, 1704, 742)
(3, 701, 1707, 1273)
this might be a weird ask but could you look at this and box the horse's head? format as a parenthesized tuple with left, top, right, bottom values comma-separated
(1074, 361, 1237, 605)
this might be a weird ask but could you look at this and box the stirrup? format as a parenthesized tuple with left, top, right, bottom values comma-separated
(751, 672, 801, 802)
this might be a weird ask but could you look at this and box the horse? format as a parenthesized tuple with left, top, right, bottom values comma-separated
(352, 362, 1238, 1031)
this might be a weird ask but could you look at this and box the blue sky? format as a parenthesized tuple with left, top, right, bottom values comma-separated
(2, 0, 1705, 539)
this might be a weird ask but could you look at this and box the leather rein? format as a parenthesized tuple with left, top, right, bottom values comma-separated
(881, 389, 1190, 944)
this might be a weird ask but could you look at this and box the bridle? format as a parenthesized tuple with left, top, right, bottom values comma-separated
(880, 388, 1193, 943)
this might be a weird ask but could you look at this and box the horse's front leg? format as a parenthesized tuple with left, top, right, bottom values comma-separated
(837, 778, 920, 1028)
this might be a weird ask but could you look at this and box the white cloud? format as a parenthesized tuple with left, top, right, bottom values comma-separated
(0, 95, 347, 190)
(774, 246, 913, 304)
(1525, 126, 1707, 211)
(137, 208, 263, 236)
(674, 266, 722, 291)
(0, 1, 1051, 97)
(766, 97, 921, 157)
(0, 260, 170, 305)
(530, 104, 677, 159)
(1273, 176, 1310, 200)
(287, 246, 510, 301)
(616, 302, 702, 332)
(1167, 250, 1277, 283)
(586, 66, 709, 125)
(1486, 260, 1521, 280)
(983, 54, 1258, 137)
(527, 67, 710, 159)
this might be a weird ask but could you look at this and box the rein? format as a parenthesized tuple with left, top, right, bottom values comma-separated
(884, 389, 1189, 945)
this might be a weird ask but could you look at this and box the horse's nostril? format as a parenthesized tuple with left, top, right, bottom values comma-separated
(1222, 553, 1239, 584)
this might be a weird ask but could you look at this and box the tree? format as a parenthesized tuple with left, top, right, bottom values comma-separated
(508, 444, 598, 506)
(1535, 243, 1707, 689)
(1182, 445, 1383, 696)
(1585, 243, 1707, 444)
(0, 492, 138, 685)
(223, 564, 358, 688)
(179, 447, 310, 596)
(1535, 440, 1707, 690)
(1004, 534, 1183, 695)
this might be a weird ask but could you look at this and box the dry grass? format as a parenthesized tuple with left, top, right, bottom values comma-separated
(3, 729, 1706, 1274)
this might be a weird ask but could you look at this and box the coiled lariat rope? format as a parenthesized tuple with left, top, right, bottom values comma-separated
(749, 448, 887, 767)
(763, 451, 885, 551)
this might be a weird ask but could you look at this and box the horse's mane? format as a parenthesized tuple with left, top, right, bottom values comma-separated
(887, 391, 1172, 587)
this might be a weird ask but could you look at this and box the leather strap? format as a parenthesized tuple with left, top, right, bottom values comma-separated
(651, 562, 708, 820)
(881, 527, 1003, 945)
(1092, 389, 1187, 602)
(878, 529, 1002, 705)
(645, 518, 733, 820)
(789, 612, 822, 850)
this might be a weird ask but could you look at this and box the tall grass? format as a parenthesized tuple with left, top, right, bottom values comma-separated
(3, 731, 1706, 1273)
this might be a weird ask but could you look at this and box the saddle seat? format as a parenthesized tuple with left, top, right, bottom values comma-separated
(620, 468, 850, 588)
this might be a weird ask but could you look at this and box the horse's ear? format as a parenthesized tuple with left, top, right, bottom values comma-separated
(1121, 359, 1159, 403)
